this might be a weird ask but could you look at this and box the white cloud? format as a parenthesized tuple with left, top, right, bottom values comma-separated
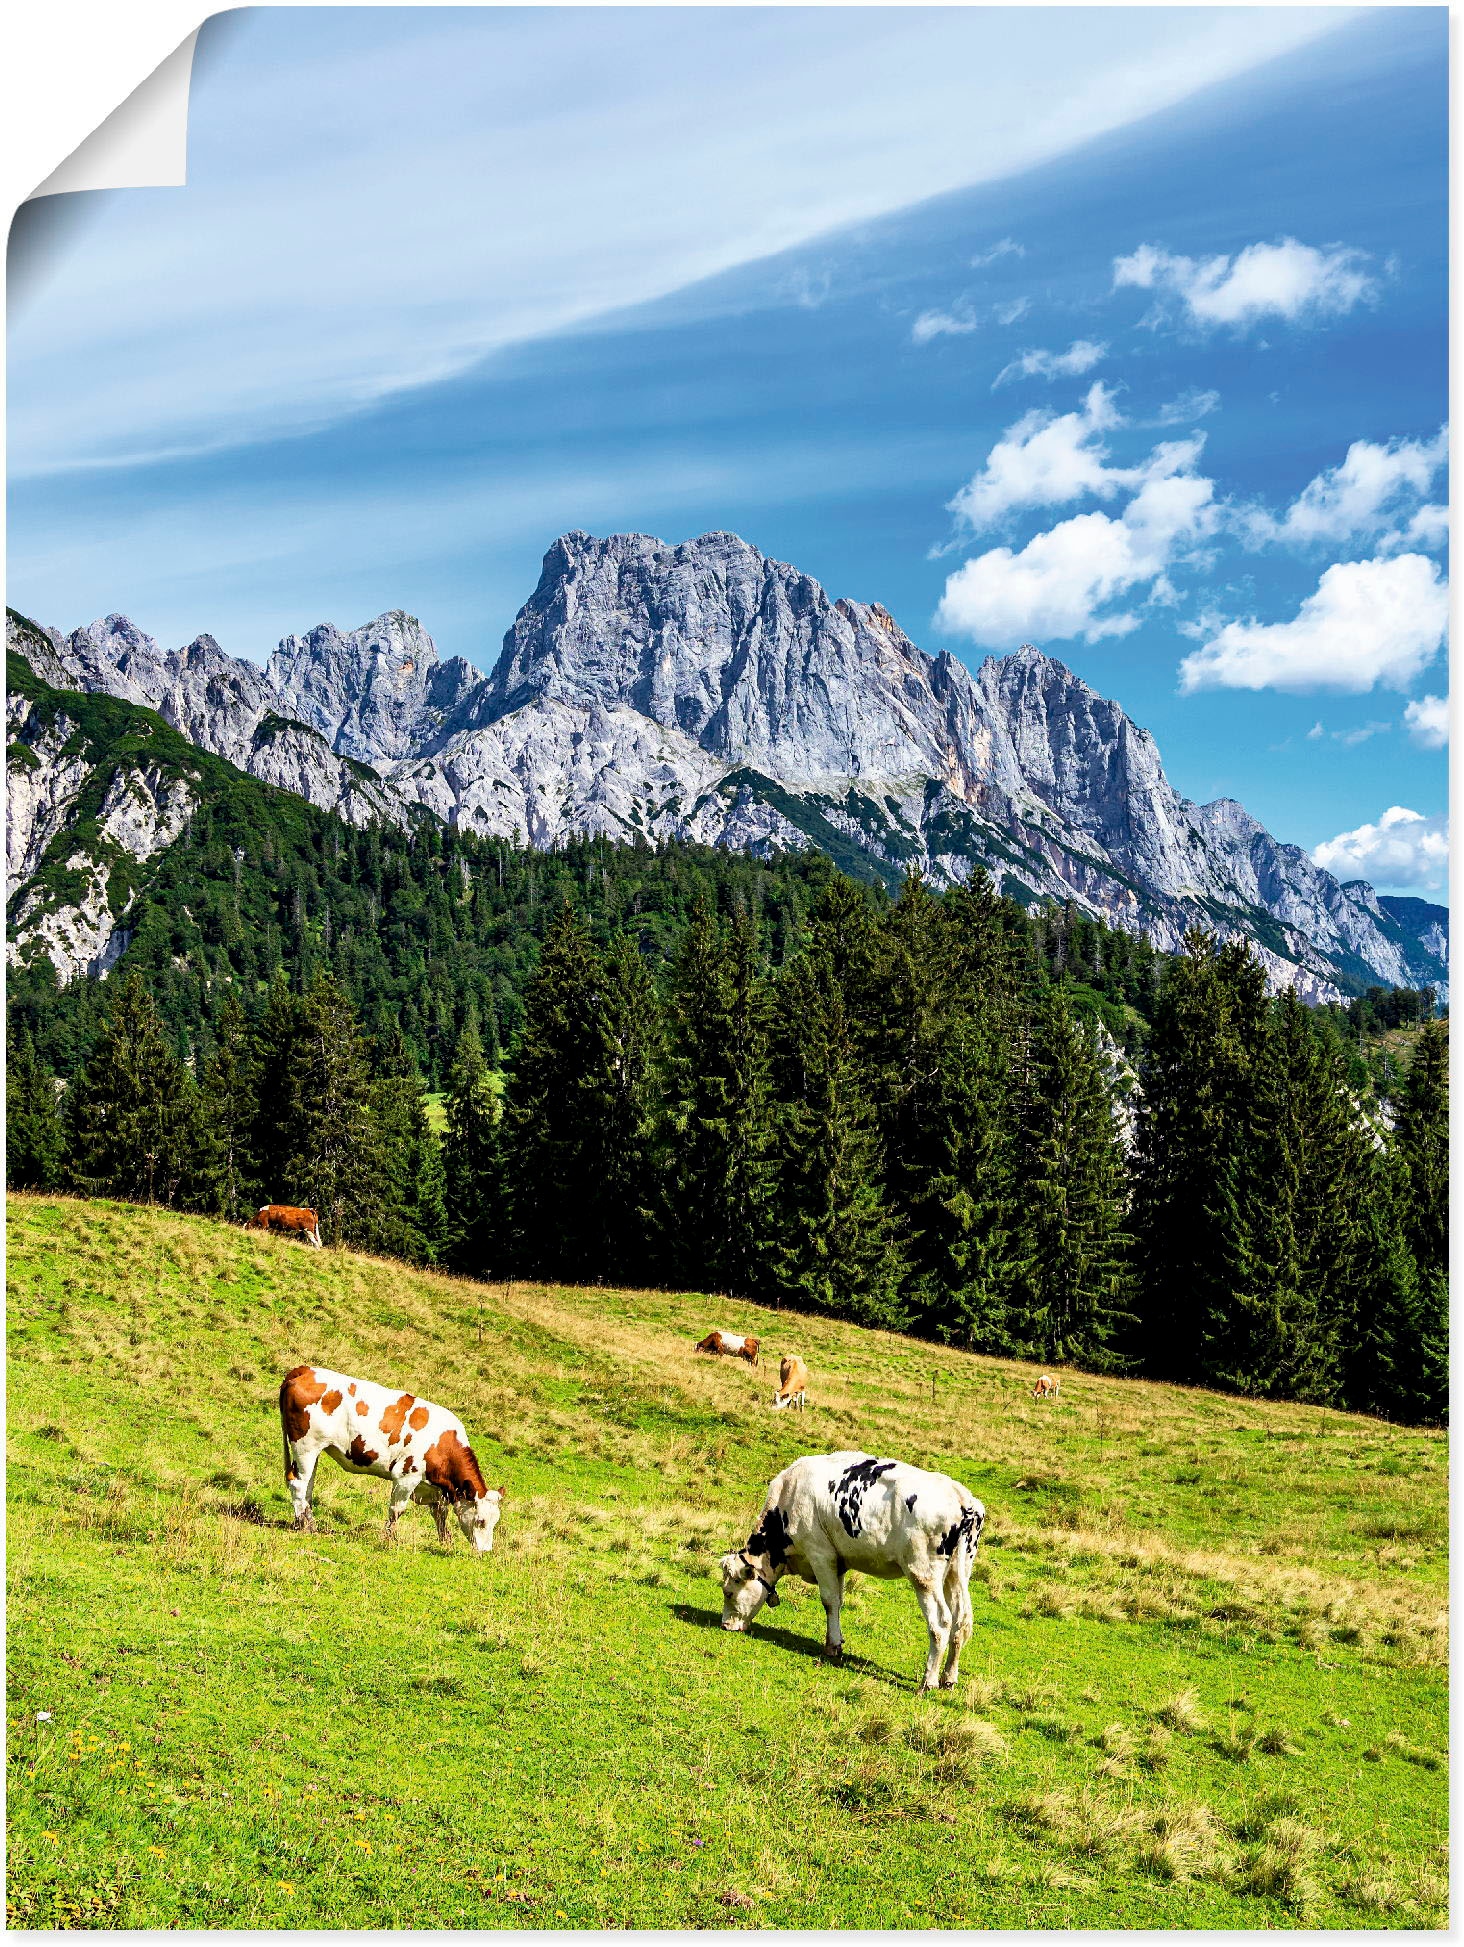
(1113, 236, 1378, 330)
(1244, 430, 1447, 550)
(1154, 387, 1220, 424)
(971, 238, 1025, 268)
(1404, 694, 1450, 749)
(1178, 554, 1449, 694)
(993, 339, 1106, 388)
(1306, 721, 1324, 740)
(911, 306, 980, 344)
(947, 382, 1128, 526)
(1312, 805, 1448, 891)
(993, 296, 1031, 326)
(937, 445, 1216, 646)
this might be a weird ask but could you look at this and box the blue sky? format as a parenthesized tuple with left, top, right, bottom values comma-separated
(7, 6, 1448, 895)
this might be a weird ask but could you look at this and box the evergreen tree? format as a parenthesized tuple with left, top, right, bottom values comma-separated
(501, 905, 663, 1282)
(371, 1030, 448, 1265)
(65, 971, 203, 1205)
(1344, 1155, 1435, 1423)
(256, 971, 383, 1245)
(1009, 985, 1132, 1369)
(588, 932, 665, 1285)
(1386, 1020, 1449, 1421)
(768, 946, 907, 1327)
(1130, 934, 1268, 1381)
(666, 903, 775, 1296)
(441, 1019, 501, 1275)
(6, 1022, 65, 1190)
(198, 993, 259, 1221)
(876, 877, 1018, 1349)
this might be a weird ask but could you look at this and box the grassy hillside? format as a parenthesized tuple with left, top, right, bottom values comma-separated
(7, 1197, 1447, 1929)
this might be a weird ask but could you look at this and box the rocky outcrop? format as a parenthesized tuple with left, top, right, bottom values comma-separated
(7, 527, 1448, 1003)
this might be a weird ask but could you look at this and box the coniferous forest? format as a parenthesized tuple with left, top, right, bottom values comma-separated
(6, 828, 1447, 1424)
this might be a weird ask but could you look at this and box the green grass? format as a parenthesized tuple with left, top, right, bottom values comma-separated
(6, 1195, 1448, 1928)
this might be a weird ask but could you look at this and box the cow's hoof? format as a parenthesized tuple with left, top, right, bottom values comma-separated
(822, 1646, 843, 1665)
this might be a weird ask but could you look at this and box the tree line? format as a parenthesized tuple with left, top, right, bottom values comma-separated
(7, 866, 1446, 1423)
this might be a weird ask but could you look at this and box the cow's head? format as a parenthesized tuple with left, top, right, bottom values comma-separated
(454, 1484, 504, 1553)
(718, 1550, 780, 1630)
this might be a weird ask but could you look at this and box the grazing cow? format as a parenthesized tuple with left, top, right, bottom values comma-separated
(696, 1330, 760, 1368)
(719, 1451, 985, 1691)
(278, 1365, 503, 1550)
(1032, 1373, 1060, 1399)
(248, 1204, 322, 1248)
(771, 1355, 809, 1412)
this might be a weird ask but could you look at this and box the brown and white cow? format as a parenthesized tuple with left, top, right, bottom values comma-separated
(696, 1330, 760, 1367)
(771, 1355, 809, 1412)
(1032, 1373, 1061, 1400)
(248, 1205, 322, 1248)
(278, 1365, 503, 1549)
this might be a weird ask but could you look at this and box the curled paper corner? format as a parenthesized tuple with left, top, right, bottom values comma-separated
(26, 26, 201, 201)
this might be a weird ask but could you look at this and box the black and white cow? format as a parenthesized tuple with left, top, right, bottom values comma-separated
(719, 1450, 985, 1691)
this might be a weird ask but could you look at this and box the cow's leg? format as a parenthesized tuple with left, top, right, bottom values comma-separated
(910, 1575, 953, 1692)
(939, 1559, 974, 1688)
(811, 1557, 846, 1663)
(286, 1442, 321, 1531)
(384, 1475, 415, 1542)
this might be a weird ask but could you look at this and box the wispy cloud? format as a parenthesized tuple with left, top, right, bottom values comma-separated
(1153, 387, 1220, 424)
(1178, 554, 1448, 693)
(1312, 805, 1448, 890)
(911, 306, 981, 345)
(1113, 236, 1379, 330)
(992, 296, 1031, 326)
(993, 338, 1106, 388)
(970, 238, 1025, 268)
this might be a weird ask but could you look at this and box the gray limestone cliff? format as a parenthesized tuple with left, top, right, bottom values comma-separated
(6, 531, 1448, 1000)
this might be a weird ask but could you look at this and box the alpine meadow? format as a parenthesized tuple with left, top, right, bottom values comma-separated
(5, 3, 1451, 1934)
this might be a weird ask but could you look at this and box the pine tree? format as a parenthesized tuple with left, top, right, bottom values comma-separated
(198, 993, 259, 1221)
(1130, 934, 1267, 1381)
(1009, 985, 1132, 1369)
(876, 876, 1018, 1349)
(1343, 1154, 1433, 1423)
(6, 1022, 65, 1190)
(1387, 1020, 1449, 1421)
(666, 903, 775, 1297)
(65, 971, 203, 1206)
(768, 946, 907, 1327)
(441, 1019, 501, 1275)
(371, 1030, 448, 1265)
(501, 905, 663, 1282)
(256, 971, 383, 1246)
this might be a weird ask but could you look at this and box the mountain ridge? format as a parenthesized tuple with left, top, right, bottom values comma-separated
(5, 530, 1447, 1000)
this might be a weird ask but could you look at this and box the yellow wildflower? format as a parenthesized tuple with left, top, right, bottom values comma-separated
(42, 1831, 58, 1843)
(148, 1846, 167, 1858)
(277, 1880, 295, 1895)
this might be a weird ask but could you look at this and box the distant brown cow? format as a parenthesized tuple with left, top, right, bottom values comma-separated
(1032, 1373, 1060, 1400)
(247, 1204, 323, 1248)
(772, 1355, 809, 1412)
(696, 1330, 760, 1367)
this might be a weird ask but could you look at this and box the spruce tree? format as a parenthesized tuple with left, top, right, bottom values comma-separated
(1386, 1020, 1449, 1421)
(65, 971, 203, 1206)
(1130, 934, 1267, 1381)
(6, 1022, 66, 1190)
(256, 971, 383, 1246)
(371, 1030, 448, 1265)
(442, 1019, 501, 1275)
(768, 946, 907, 1327)
(876, 876, 1018, 1349)
(501, 905, 663, 1283)
(198, 993, 259, 1221)
(1009, 985, 1132, 1369)
(666, 903, 775, 1297)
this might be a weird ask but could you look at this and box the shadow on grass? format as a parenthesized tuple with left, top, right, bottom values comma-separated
(671, 1603, 911, 1689)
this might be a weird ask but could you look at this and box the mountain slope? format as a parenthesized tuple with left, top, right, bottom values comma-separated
(7, 1195, 1448, 1928)
(6, 531, 1448, 1002)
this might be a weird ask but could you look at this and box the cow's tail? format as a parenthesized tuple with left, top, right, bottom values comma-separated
(946, 1506, 984, 1636)
(279, 1381, 296, 1484)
